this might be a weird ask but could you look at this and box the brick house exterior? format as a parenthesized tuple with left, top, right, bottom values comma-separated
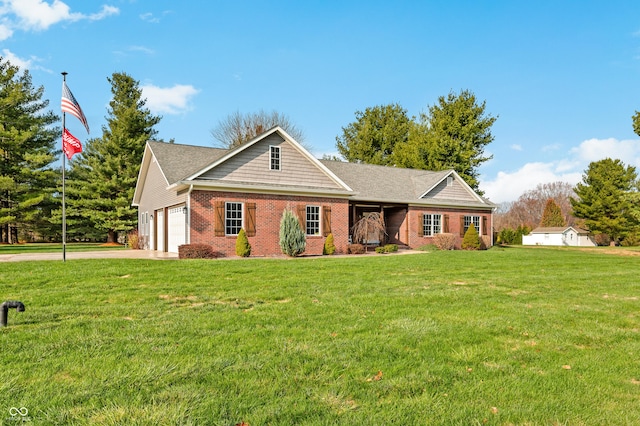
(132, 126, 495, 256)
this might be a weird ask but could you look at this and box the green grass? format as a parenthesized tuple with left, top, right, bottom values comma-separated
(1, 247, 639, 425)
(0, 243, 126, 255)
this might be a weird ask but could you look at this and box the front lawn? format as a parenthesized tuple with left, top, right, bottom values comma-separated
(1, 247, 639, 425)
(0, 243, 127, 255)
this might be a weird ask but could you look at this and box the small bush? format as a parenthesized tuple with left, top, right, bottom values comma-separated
(595, 233, 611, 246)
(383, 244, 398, 253)
(127, 229, 140, 249)
(178, 244, 219, 259)
(235, 229, 251, 257)
(375, 246, 386, 254)
(433, 233, 456, 250)
(621, 231, 640, 247)
(346, 243, 365, 254)
(462, 224, 481, 250)
(323, 233, 336, 255)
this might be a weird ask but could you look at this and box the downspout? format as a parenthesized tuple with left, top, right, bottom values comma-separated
(186, 185, 193, 244)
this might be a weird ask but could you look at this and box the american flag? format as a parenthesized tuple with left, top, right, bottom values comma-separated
(61, 81, 90, 134)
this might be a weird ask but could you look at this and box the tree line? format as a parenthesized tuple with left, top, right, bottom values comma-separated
(1, 52, 639, 245)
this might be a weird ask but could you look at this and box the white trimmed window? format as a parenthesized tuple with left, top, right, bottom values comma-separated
(270, 146, 281, 171)
(423, 214, 442, 236)
(463, 215, 481, 234)
(306, 205, 320, 236)
(225, 202, 243, 236)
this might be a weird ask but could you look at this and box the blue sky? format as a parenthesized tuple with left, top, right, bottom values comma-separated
(2, 0, 640, 203)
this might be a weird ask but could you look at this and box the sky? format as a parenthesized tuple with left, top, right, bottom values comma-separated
(1, 0, 640, 203)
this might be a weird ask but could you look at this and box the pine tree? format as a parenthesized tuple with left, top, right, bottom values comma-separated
(323, 233, 336, 255)
(461, 223, 481, 250)
(65, 72, 160, 242)
(0, 57, 59, 243)
(540, 198, 566, 227)
(235, 228, 251, 257)
(279, 208, 306, 256)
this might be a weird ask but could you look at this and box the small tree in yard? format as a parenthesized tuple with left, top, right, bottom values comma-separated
(235, 228, 251, 257)
(462, 223, 481, 250)
(279, 208, 306, 256)
(323, 233, 336, 255)
(540, 198, 566, 227)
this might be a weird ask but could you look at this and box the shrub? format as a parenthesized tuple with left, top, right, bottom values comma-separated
(323, 233, 336, 255)
(594, 233, 611, 246)
(621, 231, 640, 247)
(178, 244, 219, 259)
(279, 208, 306, 257)
(383, 244, 398, 253)
(127, 229, 140, 249)
(375, 246, 386, 254)
(235, 229, 251, 257)
(416, 244, 439, 252)
(346, 243, 365, 254)
(462, 223, 481, 250)
(433, 233, 456, 250)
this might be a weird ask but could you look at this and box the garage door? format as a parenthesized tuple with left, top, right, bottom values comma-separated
(167, 205, 186, 253)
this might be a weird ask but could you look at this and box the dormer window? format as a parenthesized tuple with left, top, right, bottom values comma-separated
(270, 146, 281, 171)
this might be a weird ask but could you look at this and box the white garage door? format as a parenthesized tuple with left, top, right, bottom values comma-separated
(167, 206, 186, 253)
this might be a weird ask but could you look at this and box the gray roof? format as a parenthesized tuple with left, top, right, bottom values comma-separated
(320, 160, 450, 202)
(530, 226, 590, 234)
(146, 141, 493, 208)
(148, 141, 227, 184)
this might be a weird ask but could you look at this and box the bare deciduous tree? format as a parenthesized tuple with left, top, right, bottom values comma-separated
(351, 212, 387, 250)
(494, 181, 578, 231)
(211, 110, 306, 149)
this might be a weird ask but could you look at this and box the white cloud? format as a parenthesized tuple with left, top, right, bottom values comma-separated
(510, 144, 522, 151)
(1, 48, 51, 72)
(141, 84, 200, 114)
(570, 137, 640, 167)
(541, 143, 561, 152)
(0, 0, 118, 38)
(129, 45, 155, 55)
(481, 137, 640, 203)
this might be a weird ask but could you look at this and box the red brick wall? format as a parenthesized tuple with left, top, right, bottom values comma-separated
(407, 206, 493, 249)
(189, 190, 349, 257)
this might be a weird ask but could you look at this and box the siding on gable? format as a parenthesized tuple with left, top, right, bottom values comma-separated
(138, 157, 186, 213)
(198, 134, 342, 189)
(423, 177, 477, 202)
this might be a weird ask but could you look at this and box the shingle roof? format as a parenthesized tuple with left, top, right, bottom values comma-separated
(320, 160, 450, 202)
(148, 141, 228, 184)
(530, 226, 590, 234)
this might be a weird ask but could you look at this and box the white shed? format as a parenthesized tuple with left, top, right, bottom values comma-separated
(522, 226, 596, 247)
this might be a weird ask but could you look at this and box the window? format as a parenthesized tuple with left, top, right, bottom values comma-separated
(446, 176, 453, 186)
(225, 202, 243, 235)
(306, 205, 320, 236)
(270, 145, 281, 171)
(463, 215, 481, 234)
(423, 214, 442, 236)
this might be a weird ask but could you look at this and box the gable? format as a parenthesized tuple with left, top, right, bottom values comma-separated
(423, 174, 480, 203)
(196, 133, 344, 190)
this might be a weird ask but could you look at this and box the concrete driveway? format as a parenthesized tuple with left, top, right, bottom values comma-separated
(0, 250, 179, 262)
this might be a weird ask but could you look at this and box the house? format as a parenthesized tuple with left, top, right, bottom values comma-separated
(132, 126, 496, 256)
(522, 226, 596, 247)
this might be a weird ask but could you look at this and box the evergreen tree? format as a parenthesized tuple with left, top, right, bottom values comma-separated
(279, 208, 306, 256)
(0, 57, 59, 243)
(540, 198, 566, 227)
(323, 233, 336, 255)
(461, 223, 481, 250)
(633, 110, 640, 137)
(570, 158, 638, 243)
(336, 103, 413, 166)
(235, 228, 251, 257)
(65, 72, 160, 242)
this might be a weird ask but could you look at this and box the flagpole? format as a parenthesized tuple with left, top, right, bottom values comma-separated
(61, 71, 68, 262)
